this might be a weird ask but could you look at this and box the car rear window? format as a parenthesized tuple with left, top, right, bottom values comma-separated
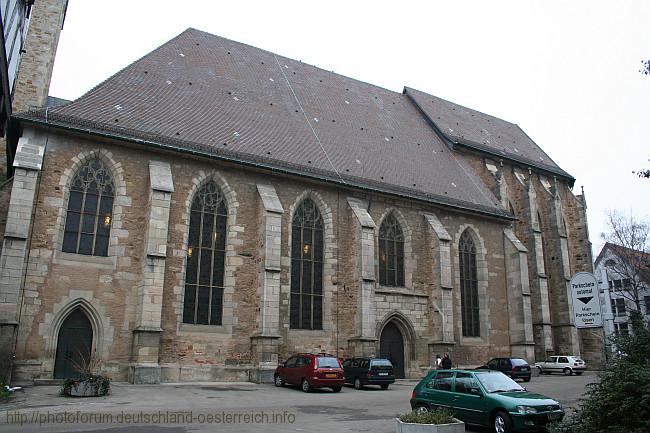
(317, 357, 340, 368)
(511, 359, 528, 366)
(370, 359, 392, 367)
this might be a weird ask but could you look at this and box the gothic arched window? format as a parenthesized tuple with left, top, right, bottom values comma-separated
(183, 181, 227, 326)
(62, 157, 114, 256)
(459, 229, 479, 337)
(290, 198, 323, 330)
(379, 214, 404, 287)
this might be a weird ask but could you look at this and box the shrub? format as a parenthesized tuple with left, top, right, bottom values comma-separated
(399, 407, 456, 424)
(549, 311, 650, 433)
(0, 351, 12, 401)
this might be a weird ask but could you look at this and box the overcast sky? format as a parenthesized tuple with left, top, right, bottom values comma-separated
(49, 0, 650, 258)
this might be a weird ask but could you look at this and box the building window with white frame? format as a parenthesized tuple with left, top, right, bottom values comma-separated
(614, 322, 629, 336)
(611, 298, 626, 317)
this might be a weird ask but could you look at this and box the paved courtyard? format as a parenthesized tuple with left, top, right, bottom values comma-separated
(0, 373, 597, 433)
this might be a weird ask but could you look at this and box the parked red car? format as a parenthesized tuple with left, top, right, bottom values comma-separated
(274, 353, 344, 392)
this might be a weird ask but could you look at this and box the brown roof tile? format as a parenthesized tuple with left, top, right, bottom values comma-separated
(19, 28, 511, 217)
(405, 87, 573, 180)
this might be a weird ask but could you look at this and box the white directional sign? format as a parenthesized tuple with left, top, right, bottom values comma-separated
(570, 272, 603, 328)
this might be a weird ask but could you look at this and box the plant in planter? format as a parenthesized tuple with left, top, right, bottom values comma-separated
(60, 351, 110, 397)
(396, 408, 464, 433)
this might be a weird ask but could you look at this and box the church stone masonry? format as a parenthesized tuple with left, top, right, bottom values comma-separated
(0, 27, 603, 383)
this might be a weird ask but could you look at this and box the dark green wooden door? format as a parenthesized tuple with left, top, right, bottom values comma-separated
(54, 309, 93, 379)
(380, 322, 405, 378)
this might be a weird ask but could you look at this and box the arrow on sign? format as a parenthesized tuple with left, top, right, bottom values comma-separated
(577, 296, 593, 305)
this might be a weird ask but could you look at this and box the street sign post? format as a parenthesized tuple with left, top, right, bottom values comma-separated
(569, 272, 603, 328)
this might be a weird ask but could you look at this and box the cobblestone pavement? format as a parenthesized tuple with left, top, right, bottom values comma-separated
(0, 373, 597, 433)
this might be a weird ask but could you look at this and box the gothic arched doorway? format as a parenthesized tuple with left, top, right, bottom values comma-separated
(54, 309, 93, 379)
(380, 321, 405, 378)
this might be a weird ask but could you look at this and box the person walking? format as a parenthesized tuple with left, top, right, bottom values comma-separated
(435, 354, 442, 369)
(441, 352, 452, 369)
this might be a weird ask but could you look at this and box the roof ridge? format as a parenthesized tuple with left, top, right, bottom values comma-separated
(404, 86, 520, 128)
(186, 28, 406, 99)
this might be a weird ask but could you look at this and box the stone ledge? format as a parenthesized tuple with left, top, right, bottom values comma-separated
(178, 323, 232, 334)
(376, 287, 429, 298)
(53, 251, 116, 269)
(2, 232, 28, 240)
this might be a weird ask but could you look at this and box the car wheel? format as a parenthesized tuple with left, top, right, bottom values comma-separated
(494, 411, 513, 433)
(563, 368, 572, 376)
(273, 374, 284, 387)
(413, 404, 429, 415)
(575, 372, 583, 376)
(301, 378, 312, 393)
(380, 384, 389, 390)
(354, 378, 363, 390)
(523, 377, 531, 383)
(331, 386, 342, 393)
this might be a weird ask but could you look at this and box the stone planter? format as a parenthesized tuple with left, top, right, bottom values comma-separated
(62, 376, 110, 397)
(395, 418, 465, 433)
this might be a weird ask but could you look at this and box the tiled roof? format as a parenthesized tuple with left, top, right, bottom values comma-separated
(18, 28, 513, 217)
(405, 87, 573, 180)
(595, 242, 650, 283)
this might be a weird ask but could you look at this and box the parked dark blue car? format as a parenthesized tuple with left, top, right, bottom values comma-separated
(342, 357, 395, 390)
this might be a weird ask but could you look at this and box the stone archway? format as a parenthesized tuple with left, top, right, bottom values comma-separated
(379, 321, 405, 378)
(53, 309, 93, 379)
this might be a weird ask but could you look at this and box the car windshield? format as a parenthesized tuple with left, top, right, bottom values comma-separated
(511, 358, 528, 366)
(476, 372, 525, 393)
(317, 357, 340, 368)
(371, 359, 392, 367)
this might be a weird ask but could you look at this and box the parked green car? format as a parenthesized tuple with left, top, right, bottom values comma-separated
(410, 369, 564, 433)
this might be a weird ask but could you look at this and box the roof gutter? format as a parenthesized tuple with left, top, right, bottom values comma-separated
(11, 114, 514, 222)
(450, 138, 575, 186)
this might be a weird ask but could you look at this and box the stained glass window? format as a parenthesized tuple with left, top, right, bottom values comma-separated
(62, 157, 114, 256)
(379, 214, 404, 287)
(290, 199, 323, 329)
(183, 181, 227, 325)
(459, 230, 479, 337)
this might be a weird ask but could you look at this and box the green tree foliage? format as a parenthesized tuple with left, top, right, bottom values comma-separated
(550, 311, 650, 433)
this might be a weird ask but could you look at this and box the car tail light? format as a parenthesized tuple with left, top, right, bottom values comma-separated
(411, 390, 416, 400)
(574, 363, 578, 366)
(367, 370, 375, 377)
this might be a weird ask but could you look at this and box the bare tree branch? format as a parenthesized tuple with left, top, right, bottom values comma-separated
(600, 210, 650, 312)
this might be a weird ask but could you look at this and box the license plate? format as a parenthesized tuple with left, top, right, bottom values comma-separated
(378, 372, 388, 376)
(521, 367, 529, 371)
(548, 412, 561, 421)
(325, 374, 336, 378)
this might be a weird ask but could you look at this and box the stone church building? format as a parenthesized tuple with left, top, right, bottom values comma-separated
(0, 22, 601, 383)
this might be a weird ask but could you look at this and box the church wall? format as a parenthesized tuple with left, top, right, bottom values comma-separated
(457, 148, 604, 366)
(12, 134, 146, 380)
(9, 128, 546, 381)
(0, 180, 12, 247)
